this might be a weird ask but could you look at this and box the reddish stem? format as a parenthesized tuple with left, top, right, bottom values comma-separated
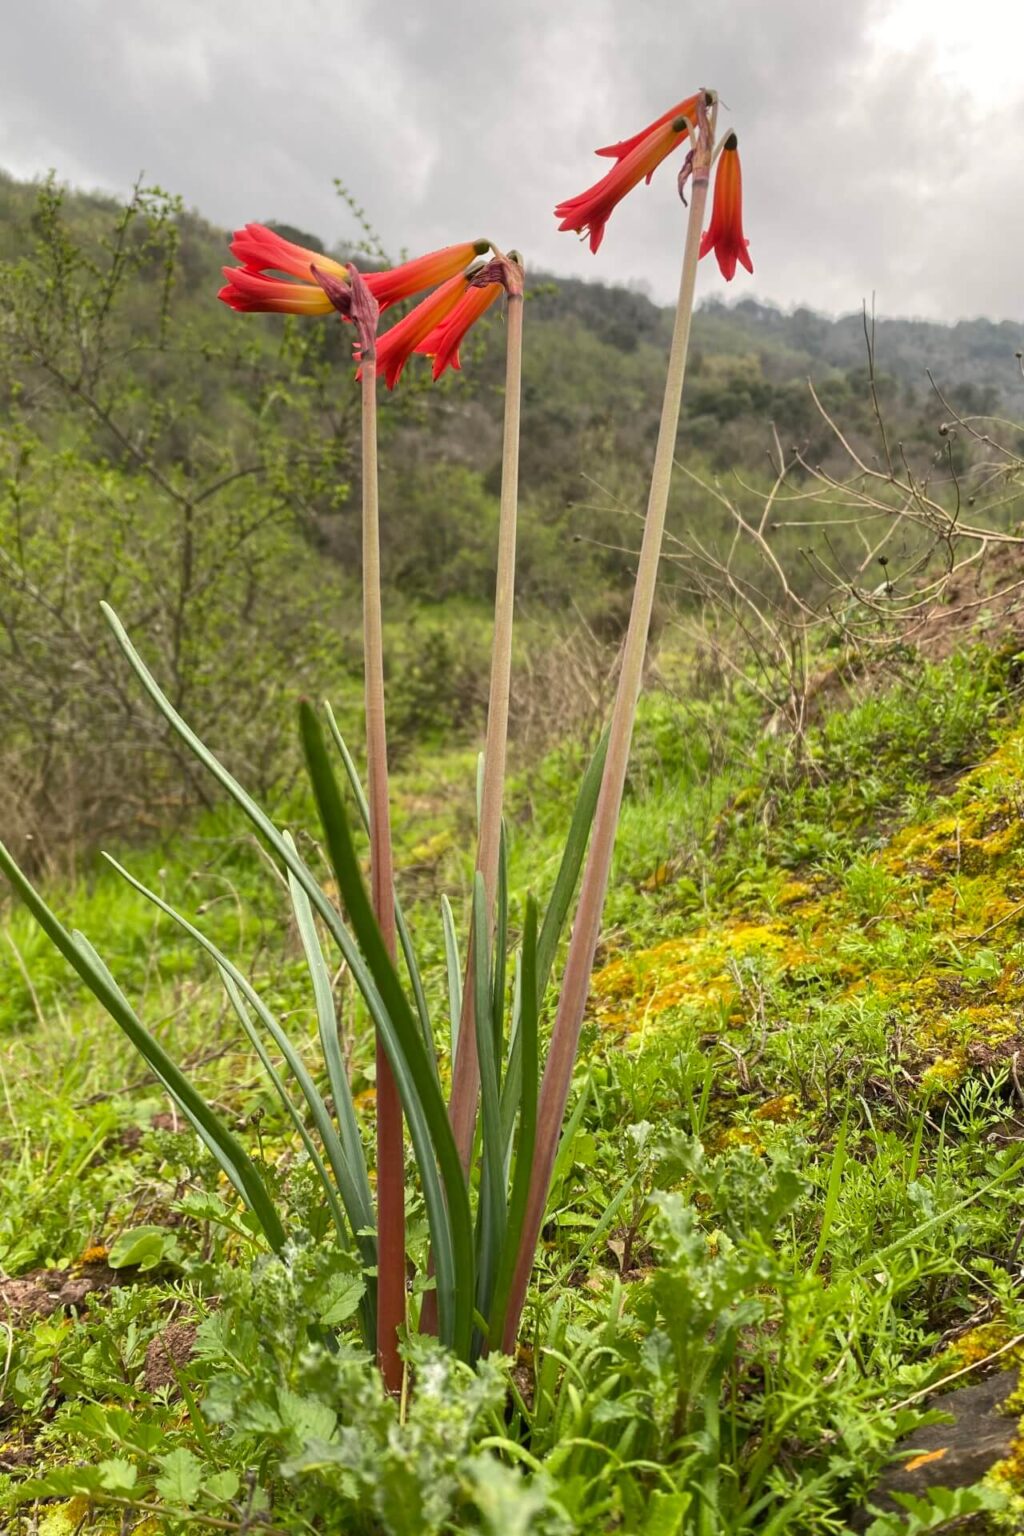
(361, 352, 405, 1394)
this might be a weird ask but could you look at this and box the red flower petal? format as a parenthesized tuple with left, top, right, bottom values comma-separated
(594, 93, 701, 162)
(362, 241, 490, 309)
(218, 266, 334, 314)
(362, 273, 469, 389)
(555, 113, 690, 253)
(415, 283, 502, 380)
(698, 135, 753, 282)
(228, 223, 349, 284)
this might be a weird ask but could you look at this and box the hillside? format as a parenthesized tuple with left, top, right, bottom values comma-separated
(3, 166, 1022, 491)
(1, 164, 1023, 863)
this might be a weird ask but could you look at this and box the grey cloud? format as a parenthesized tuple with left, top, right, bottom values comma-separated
(1, 0, 1021, 323)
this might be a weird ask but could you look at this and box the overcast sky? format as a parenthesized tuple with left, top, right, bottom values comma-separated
(2, 0, 1022, 322)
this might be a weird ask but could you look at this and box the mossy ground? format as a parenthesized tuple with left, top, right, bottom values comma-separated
(593, 720, 1024, 1099)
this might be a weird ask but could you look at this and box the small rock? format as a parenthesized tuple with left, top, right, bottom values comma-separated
(860, 1371, 1018, 1524)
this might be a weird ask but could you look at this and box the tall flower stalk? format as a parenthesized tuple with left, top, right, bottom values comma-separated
(448, 252, 525, 1175)
(357, 289, 406, 1397)
(312, 261, 406, 1392)
(416, 254, 525, 1342)
(502, 100, 718, 1350)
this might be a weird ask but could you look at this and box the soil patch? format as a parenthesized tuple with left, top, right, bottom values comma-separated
(0, 1258, 130, 1323)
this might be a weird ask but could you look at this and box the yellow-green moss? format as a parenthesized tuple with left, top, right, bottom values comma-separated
(596, 728, 1024, 1108)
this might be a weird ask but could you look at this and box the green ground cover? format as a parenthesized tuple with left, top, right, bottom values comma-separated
(5, 641, 1024, 1532)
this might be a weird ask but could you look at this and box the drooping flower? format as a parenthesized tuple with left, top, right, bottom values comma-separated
(365, 240, 490, 310)
(219, 225, 491, 318)
(363, 271, 474, 389)
(415, 279, 503, 380)
(219, 224, 348, 315)
(594, 93, 702, 165)
(219, 265, 339, 315)
(554, 113, 691, 253)
(698, 134, 753, 280)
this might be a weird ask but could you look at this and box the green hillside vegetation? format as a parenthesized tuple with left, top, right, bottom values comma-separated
(2, 168, 1021, 865)
(4, 167, 1024, 1533)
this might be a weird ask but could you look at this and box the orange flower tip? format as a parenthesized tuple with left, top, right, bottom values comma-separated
(671, 114, 691, 133)
(724, 132, 739, 151)
(473, 238, 491, 256)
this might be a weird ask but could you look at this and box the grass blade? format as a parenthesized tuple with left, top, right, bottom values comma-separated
(549, 1077, 592, 1202)
(810, 1108, 848, 1276)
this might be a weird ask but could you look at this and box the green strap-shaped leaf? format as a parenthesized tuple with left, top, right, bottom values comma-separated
(488, 896, 538, 1349)
(104, 858, 367, 1272)
(499, 731, 608, 1144)
(217, 971, 354, 1254)
(441, 894, 463, 1062)
(501, 954, 523, 1181)
(98, 608, 469, 1320)
(472, 872, 506, 1332)
(324, 703, 436, 1079)
(536, 730, 609, 998)
(299, 702, 475, 1358)
(101, 606, 376, 979)
(0, 839, 285, 1253)
(283, 834, 375, 1247)
(491, 821, 509, 1056)
(102, 605, 473, 1347)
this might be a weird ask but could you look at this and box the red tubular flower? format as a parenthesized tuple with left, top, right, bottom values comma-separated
(362, 240, 490, 309)
(555, 112, 690, 253)
(219, 225, 491, 318)
(364, 272, 471, 389)
(415, 281, 502, 380)
(218, 267, 335, 314)
(699, 134, 753, 280)
(219, 224, 347, 314)
(594, 93, 702, 163)
(227, 223, 348, 282)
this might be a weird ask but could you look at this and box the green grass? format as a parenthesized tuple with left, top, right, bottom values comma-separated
(4, 642, 1024, 1532)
